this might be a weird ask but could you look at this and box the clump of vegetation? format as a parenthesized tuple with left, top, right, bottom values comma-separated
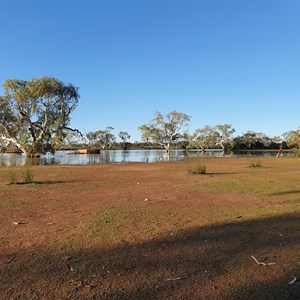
(294, 150, 300, 157)
(249, 159, 262, 168)
(8, 169, 18, 184)
(187, 164, 206, 174)
(22, 167, 34, 183)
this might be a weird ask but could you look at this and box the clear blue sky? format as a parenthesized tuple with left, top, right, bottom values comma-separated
(1, 0, 300, 142)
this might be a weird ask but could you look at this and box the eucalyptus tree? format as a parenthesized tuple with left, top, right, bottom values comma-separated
(241, 131, 259, 149)
(118, 131, 131, 150)
(0, 76, 79, 157)
(86, 131, 98, 149)
(98, 127, 116, 150)
(139, 111, 191, 153)
(215, 124, 236, 151)
(191, 125, 218, 152)
(63, 131, 82, 149)
(283, 129, 300, 148)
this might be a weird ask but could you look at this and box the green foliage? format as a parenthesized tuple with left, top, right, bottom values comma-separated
(86, 127, 116, 150)
(139, 111, 191, 151)
(22, 167, 34, 183)
(248, 159, 262, 168)
(187, 164, 206, 175)
(0, 76, 80, 156)
(190, 125, 218, 151)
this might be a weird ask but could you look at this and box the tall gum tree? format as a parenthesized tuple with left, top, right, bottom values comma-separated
(119, 131, 131, 150)
(0, 76, 80, 157)
(215, 124, 236, 151)
(190, 125, 218, 152)
(139, 111, 191, 153)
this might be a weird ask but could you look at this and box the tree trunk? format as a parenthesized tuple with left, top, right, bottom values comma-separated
(165, 143, 171, 154)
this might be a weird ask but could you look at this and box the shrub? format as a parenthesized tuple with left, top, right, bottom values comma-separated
(188, 164, 206, 175)
(22, 167, 34, 183)
(249, 159, 262, 168)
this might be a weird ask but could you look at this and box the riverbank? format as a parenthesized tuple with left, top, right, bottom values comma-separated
(0, 157, 299, 299)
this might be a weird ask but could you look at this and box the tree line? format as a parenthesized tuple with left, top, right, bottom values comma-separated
(1, 76, 300, 156)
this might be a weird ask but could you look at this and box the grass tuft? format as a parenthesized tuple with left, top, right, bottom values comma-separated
(187, 164, 206, 175)
(249, 159, 262, 168)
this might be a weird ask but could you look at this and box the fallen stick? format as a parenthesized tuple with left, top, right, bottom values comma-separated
(167, 277, 182, 281)
(251, 255, 276, 266)
(288, 277, 297, 285)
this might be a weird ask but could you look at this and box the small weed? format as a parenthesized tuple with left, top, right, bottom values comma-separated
(22, 167, 34, 183)
(100, 212, 114, 223)
(249, 159, 262, 168)
(8, 169, 18, 184)
(187, 164, 206, 175)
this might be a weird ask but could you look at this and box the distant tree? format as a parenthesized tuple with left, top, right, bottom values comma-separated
(62, 131, 82, 149)
(0, 76, 79, 157)
(86, 131, 98, 149)
(270, 136, 283, 149)
(98, 127, 116, 150)
(241, 131, 259, 149)
(283, 129, 300, 148)
(118, 131, 131, 150)
(139, 111, 191, 153)
(215, 124, 235, 151)
(190, 125, 218, 152)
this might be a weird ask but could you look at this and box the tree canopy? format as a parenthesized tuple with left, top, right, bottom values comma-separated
(0, 76, 79, 156)
(139, 111, 191, 152)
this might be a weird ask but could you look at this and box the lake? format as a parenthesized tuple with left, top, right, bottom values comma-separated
(0, 149, 291, 166)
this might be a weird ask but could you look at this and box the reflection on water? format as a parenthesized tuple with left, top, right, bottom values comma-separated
(0, 149, 291, 166)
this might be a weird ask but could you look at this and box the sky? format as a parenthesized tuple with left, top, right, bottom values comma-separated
(1, 0, 300, 142)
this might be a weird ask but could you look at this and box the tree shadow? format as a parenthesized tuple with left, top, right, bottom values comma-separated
(11, 180, 64, 185)
(0, 213, 299, 299)
(270, 189, 300, 196)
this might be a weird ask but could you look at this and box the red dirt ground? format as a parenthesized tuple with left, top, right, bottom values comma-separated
(0, 157, 299, 299)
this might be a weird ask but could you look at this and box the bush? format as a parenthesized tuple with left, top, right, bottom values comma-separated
(249, 159, 262, 168)
(22, 167, 34, 183)
(188, 164, 206, 175)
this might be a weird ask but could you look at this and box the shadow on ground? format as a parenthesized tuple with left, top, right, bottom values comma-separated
(0, 213, 299, 299)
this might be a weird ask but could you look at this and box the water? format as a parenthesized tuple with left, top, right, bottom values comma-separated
(0, 149, 291, 166)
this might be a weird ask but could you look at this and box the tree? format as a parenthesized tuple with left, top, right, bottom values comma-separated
(139, 111, 191, 153)
(118, 131, 131, 150)
(85, 127, 116, 150)
(190, 125, 218, 152)
(283, 129, 300, 148)
(86, 131, 98, 149)
(62, 131, 82, 149)
(215, 124, 235, 151)
(241, 131, 259, 149)
(0, 76, 79, 157)
(97, 127, 116, 150)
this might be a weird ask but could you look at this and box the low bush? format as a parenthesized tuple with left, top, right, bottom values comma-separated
(22, 167, 34, 183)
(249, 159, 262, 168)
(187, 164, 206, 175)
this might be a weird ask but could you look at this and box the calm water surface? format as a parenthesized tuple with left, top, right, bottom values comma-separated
(0, 149, 290, 166)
